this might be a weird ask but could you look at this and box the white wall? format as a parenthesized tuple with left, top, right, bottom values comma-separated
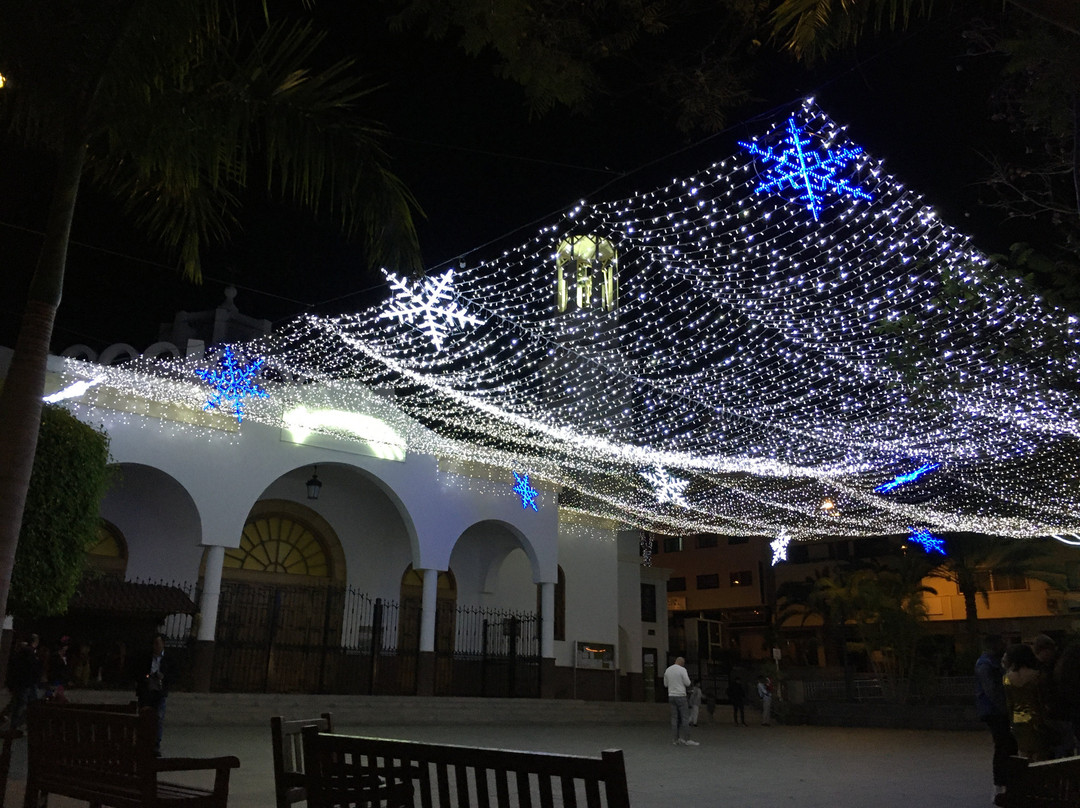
(100, 463, 204, 581)
(555, 515, 620, 667)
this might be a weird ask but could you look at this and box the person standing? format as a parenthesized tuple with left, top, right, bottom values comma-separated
(1033, 634, 1077, 757)
(688, 681, 703, 726)
(136, 635, 170, 756)
(975, 635, 1017, 805)
(757, 675, 772, 726)
(1003, 643, 1055, 762)
(2, 633, 41, 731)
(727, 675, 748, 726)
(663, 657, 699, 746)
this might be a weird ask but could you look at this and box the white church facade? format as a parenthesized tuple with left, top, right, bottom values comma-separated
(1, 295, 670, 699)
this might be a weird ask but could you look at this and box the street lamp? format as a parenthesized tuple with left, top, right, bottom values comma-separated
(306, 467, 323, 500)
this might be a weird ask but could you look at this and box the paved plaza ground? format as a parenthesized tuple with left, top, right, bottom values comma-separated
(4, 711, 996, 808)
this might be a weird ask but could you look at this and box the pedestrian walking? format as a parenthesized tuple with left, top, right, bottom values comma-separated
(663, 657, 699, 746)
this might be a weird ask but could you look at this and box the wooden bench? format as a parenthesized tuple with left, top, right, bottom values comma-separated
(271, 712, 334, 808)
(24, 701, 240, 808)
(301, 727, 630, 808)
(1003, 754, 1080, 807)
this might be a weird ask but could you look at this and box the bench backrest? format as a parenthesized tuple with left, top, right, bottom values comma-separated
(302, 727, 630, 808)
(271, 712, 334, 808)
(1004, 754, 1080, 808)
(26, 701, 157, 788)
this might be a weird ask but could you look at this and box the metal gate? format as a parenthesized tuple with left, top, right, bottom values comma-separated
(210, 583, 539, 696)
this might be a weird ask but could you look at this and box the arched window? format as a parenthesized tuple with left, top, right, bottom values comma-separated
(225, 513, 330, 578)
(86, 520, 128, 576)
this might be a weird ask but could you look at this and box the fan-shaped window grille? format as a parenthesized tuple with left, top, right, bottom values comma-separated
(86, 521, 127, 575)
(226, 514, 329, 577)
(88, 524, 122, 558)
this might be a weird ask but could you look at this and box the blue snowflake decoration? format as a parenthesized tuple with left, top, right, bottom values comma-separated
(875, 462, 941, 494)
(512, 471, 539, 511)
(194, 346, 268, 423)
(739, 114, 872, 220)
(908, 527, 947, 555)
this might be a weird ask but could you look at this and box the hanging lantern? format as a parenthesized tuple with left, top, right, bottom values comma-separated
(555, 235, 618, 313)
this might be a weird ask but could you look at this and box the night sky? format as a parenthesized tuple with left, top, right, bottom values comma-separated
(0, 9, 1022, 355)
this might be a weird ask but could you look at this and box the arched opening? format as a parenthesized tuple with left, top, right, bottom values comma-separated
(208, 500, 347, 693)
(86, 520, 128, 577)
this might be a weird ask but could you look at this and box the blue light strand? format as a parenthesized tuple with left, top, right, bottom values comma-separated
(512, 471, 539, 511)
(739, 115, 872, 220)
(875, 462, 941, 494)
(908, 526, 947, 555)
(194, 346, 268, 423)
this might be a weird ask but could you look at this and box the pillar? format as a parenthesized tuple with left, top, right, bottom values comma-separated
(191, 544, 225, 691)
(539, 581, 556, 698)
(416, 567, 439, 695)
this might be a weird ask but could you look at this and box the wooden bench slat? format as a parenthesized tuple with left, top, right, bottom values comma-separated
(1003, 754, 1080, 808)
(560, 773, 578, 808)
(26, 702, 239, 808)
(515, 769, 533, 808)
(537, 771, 554, 808)
(271, 712, 333, 808)
(454, 761, 470, 807)
(302, 728, 629, 808)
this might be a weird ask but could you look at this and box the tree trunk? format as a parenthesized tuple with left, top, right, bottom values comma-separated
(960, 584, 981, 653)
(0, 132, 86, 619)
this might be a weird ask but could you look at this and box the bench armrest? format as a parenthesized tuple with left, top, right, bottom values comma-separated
(153, 756, 241, 773)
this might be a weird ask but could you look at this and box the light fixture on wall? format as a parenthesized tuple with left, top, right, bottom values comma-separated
(306, 466, 323, 501)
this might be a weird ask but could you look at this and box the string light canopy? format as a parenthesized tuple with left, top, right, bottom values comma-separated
(51, 99, 1080, 542)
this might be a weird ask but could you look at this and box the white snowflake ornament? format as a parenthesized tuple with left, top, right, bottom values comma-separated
(379, 268, 483, 350)
(641, 464, 690, 508)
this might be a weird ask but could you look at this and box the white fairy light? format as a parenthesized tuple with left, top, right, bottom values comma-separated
(46, 99, 1080, 541)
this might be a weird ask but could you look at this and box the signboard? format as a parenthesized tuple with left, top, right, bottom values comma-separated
(667, 595, 686, 611)
(575, 641, 615, 670)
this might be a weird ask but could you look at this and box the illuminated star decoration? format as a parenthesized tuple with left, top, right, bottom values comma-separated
(379, 268, 484, 351)
(771, 528, 793, 566)
(739, 114, 872, 220)
(641, 465, 690, 508)
(194, 347, 268, 423)
(512, 471, 539, 511)
(908, 527, 947, 555)
(875, 462, 941, 494)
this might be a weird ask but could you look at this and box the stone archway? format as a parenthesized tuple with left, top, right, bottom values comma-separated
(208, 500, 348, 693)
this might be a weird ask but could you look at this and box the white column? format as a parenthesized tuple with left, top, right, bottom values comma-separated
(419, 567, 438, 653)
(540, 581, 555, 659)
(196, 544, 225, 642)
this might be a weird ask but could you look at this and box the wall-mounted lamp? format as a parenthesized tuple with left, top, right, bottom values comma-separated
(306, 466, 323, 501)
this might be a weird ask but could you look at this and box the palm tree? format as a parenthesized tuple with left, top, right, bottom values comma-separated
(0, 1, 423, 619)
(924, 532, 1057, 653)
(770, 0, 1079, 63)
(776, 565, 863, 697)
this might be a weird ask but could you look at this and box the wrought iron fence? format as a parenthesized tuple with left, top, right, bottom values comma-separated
(38, 577, 543, 696)
(801, 675, 978, 704)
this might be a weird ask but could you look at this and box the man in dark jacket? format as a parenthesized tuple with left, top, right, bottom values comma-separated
(136, 635, 171, 756)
